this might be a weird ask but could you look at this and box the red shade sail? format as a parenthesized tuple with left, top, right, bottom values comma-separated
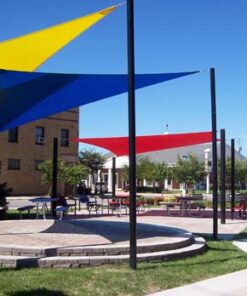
(72, 131, 212, 156)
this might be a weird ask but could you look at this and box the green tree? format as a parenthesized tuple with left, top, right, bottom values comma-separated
(39, 160, 65, 195)
(39, 160, 89, 195)
(152, 162, 171, 189)
(79, 149, 105, 171)
(219, 158, 247, 191)
(39, 160, 65, 184)
(136, 157, 155, 185)
(172, 154, 206, 194)
(79, 149, 105, 188)
(63, 164, 88, 194)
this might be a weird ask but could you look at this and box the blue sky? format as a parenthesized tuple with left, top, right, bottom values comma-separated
(0, 0, 246, 155)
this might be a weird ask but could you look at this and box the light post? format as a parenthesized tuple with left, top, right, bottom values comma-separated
(204, 148, 211, 194)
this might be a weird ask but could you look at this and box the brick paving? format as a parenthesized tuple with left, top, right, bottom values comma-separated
(1, 205, 247, 249)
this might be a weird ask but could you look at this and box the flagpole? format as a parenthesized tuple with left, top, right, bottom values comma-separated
(127, 0, 137, 270)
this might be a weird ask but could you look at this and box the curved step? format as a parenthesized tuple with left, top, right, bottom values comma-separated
(38, 237, 206, 268)
(0, 236, 194, 257)
(0, 245, 56, 257)
(57, 236, 194, 256)
(0, 237, 206, 268)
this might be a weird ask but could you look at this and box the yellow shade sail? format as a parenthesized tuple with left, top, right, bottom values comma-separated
(0, 5, 118, 71)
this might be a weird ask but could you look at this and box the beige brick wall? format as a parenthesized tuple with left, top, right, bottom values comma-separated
(0, 109, 79, 195)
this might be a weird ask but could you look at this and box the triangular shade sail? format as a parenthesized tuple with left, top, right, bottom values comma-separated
(0, 69, 198, 132)
(72, 131, 213, 156)
(0, 5, 119, 72)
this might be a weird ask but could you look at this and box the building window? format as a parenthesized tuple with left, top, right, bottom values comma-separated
(8, 128, 18, 143)
(35, 160, 44, 171)
(61, 129, 69, 147)
(8, 159, 21, 170)
(35, 127, 45, 145)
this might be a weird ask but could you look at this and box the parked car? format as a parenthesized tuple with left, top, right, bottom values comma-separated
(93, 182, 108, 194)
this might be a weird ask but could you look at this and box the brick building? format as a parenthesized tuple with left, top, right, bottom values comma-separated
(0, 109, 79, 195)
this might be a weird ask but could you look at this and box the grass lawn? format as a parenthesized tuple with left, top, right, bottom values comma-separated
(0, 232, 247, 296)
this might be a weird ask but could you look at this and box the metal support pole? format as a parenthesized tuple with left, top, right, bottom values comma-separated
(112, 157, 116, 198)
(52, 137, 58, 218)
(127, 0, 137, 270)
(110, 157, 116, 215)
(220, 129, 226, 224)
(231, 139, 235, 220)
(210, 68, 218, 239)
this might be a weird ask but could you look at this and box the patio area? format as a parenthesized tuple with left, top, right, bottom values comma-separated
(0, 208, 246, 268)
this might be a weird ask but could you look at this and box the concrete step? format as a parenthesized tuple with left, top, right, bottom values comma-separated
(0, 255, 38, 268)
(56, 236, 194, 256)
(0, 245, 57, 257)
(38, 236, 206, 268)
(0, 236, 193, 257)
(0, 236, 206, 268)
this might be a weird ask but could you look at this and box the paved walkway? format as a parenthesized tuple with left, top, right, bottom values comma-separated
(148, 269, 247, 296)
(2, 204, 247, 295)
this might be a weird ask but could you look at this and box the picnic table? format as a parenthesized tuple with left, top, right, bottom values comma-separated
(162, 195, 205, 217)
(29, 197, 59, 219)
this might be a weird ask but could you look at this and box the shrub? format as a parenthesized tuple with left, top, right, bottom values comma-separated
(136, 186, 162, 193)
(153, 196, 164, 206)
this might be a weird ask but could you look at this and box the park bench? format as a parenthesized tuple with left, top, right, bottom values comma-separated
(17, 205, 35, 219)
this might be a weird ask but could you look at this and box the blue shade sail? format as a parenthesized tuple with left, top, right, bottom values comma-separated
(0, 69, 198, 132)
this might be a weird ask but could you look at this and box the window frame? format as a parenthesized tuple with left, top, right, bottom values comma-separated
(8, 159, 21, 170)
(61, 128, 69, 147)
(8, 127, 18, 143)
(35, 126, 45, 145)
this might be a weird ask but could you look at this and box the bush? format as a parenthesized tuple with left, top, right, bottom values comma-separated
(153, 196, 164, 206)
(136, 186, 162, 193)
(0, 182, 12, 218)
(138, 196, 164, 206)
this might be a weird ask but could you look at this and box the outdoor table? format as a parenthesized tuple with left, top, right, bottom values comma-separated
(114, 195, 129, 216)
(114, 195, 141, 216)
(166, 196, 204, 217)
(29, 197, 59, 219)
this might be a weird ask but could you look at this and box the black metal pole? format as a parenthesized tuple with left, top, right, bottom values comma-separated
(220, 129, 226, 224)
(127, 0, 137, 270)
(112, 157, 116, 198)
(110, 157, 116, 215)
(52, 137, 58, 218)
(210, 68, 218, 240)
(231, 139, 235, 220)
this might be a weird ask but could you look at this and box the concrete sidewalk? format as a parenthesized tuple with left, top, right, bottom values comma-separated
(148, 269, 247, 296)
